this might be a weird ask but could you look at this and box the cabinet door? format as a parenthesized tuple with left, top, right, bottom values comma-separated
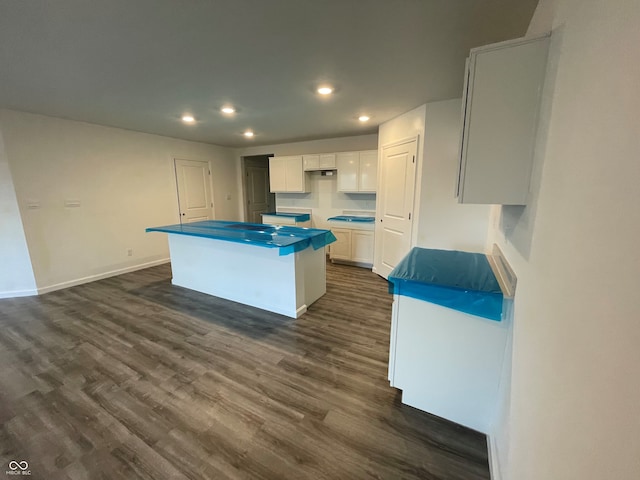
(351, 231, 374, 264)
(358, 151, 378, 192)
(336, 152, 359, 192)
(284, 156, 306, 192)
(319, 153, 336, 169)
(269, 157, 287, 192)
(458, 36, 549, 205)
(303, 155, 320, 171)
(330, 228, 351, 260)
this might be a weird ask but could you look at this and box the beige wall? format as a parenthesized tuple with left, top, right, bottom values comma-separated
(488, 0, 640, 478)
(0, 126, 37, 297)
(1, 110, 239, 291)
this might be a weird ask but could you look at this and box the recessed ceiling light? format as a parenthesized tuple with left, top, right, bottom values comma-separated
(358, 115, 370, 122)
(243, 131, 254, 138)
(181, 115, 195, 123)
(221, 106, 235, 114)
(317, 86, 333, 95)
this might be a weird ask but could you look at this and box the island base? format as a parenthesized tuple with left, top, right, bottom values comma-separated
(167, 234, 326, 318)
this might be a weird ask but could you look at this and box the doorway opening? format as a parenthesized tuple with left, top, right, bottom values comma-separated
(242, 155, 275, 223)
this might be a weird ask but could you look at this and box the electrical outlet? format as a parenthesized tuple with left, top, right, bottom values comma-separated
(127, 249, 133, 257)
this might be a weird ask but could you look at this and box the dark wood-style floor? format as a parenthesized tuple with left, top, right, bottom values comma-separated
(0, 261, 490, 480)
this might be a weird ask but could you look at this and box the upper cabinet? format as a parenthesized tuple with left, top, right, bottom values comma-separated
(457, 35, 550, 205)
(303, 153, 336, 171)
(269, 156, 310, 193)
(337, 150, 378, 193)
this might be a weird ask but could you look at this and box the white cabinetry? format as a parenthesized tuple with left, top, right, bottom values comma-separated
(389, 295, 508, 434)
(269, 156, 310, 193)
(337, 150, 378, 193)
(351, 231, 375, 264)
(303, 153, 336, 171)
(329, 228, 352, 261)
(329, 227, 374, 266)
(457, 35, 549, 205)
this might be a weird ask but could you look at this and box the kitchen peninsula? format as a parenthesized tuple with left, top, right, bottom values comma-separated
(146, 221, 336, 318)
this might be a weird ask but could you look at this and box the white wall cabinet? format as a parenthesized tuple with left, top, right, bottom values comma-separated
(269, 156, 310, 193)
(457, 35, 549, 205)
(329, 228, 374, 266)
(303, 153, 336, 171)
(337, 150, 378, 193)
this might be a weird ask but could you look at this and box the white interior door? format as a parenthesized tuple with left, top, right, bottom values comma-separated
(174, 158, 214, 223)
(374, 138, 418, 279)
(246, 165, 273, 223)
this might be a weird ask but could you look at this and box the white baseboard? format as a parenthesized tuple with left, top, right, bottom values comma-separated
(0, 288, 39, 299)
(37, 258, 170, 295)
(487, 434, 502, 480)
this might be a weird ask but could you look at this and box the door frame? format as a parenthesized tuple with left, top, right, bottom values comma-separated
(373, 135, 420, 278)
(172, 156, 216, 224)
(240, 154, 275, 223)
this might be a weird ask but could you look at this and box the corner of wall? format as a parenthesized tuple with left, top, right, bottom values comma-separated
(0, 119, 37, 296)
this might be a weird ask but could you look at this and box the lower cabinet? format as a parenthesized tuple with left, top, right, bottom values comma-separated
(329, 228, 374, 266)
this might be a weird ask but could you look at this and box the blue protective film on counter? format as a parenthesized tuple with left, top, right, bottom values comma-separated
(388, 247, 504, 321)
(262, 212, 311, 222)
(146, 221, 335, 256)
(327, 216, 375, 223)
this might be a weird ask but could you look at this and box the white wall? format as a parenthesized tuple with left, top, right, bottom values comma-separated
(236, 134, 378, 228)
(417, 99, 491, 252)
(237, 134, 378, 158)
(487, 0, 640, 478)
(0, 127, 37, 297)
(1, 110, 239, 292)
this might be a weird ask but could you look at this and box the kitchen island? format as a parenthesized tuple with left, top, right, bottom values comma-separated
(146, 221, 336, 318)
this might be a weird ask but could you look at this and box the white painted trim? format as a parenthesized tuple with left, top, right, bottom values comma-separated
(381, 134, 419, 151)
(0, 288, 39, 299)
(37, 258, 170, 295)
(487, 434, 502, 480)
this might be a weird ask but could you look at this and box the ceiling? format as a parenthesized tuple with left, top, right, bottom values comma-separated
(0, 0, 538, 148)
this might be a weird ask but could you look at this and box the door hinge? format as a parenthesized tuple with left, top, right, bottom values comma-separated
(409, 212, 412, 220)
(208, 169, 211, 175)
(412, 155, 415, 164)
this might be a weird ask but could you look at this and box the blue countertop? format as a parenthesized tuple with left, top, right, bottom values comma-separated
(388, 247, 503, 321)
(327, 215, 375, 223)
(262, 212, 311, 222)
(146, 220, 335, 256)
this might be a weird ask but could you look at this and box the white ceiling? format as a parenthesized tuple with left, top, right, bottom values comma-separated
(0, 0, 538, 148)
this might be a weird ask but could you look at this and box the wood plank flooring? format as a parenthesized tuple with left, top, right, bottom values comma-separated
(0, 261, 490, 480)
